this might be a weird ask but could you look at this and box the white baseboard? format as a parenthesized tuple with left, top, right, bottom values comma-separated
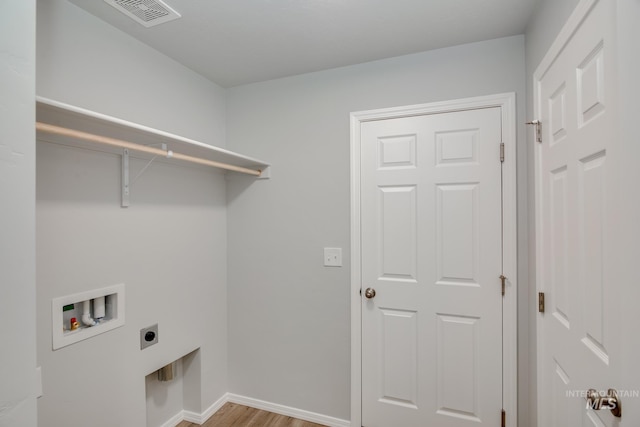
(182, 392, 229, 424)
(157, 392, 350, 427)
(227, 393, 351, 427)
(159, 410, 186, 427)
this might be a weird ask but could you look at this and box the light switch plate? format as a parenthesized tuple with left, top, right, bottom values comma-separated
(324, 247, 342, 267)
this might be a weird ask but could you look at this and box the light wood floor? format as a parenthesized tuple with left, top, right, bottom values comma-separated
(176, 403, 328, 427)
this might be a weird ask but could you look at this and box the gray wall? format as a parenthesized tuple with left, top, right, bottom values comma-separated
(36, 0, 226, 146)
(0, 1, 37, 426)
(36, 1, 229, 426)
(524, 1, 580, 426)
(226, 35, 528, 422)
(525, 0, 581, 72)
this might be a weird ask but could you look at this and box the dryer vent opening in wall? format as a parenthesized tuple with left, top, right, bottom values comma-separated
(104, 0, 181, 27)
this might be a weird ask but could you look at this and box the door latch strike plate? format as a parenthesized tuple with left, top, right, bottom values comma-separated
(526, 120, 542, 143)
(538, 292, 545, 313)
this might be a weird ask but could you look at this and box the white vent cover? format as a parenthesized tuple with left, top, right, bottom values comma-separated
(104, 0, 181, 28)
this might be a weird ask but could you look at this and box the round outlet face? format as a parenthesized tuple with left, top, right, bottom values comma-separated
(140, 324, 158, 349)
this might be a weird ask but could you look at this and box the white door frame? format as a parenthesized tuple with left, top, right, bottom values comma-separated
(350, 93, 518, 427)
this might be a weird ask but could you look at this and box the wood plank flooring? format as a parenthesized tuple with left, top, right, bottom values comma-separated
(176, 403, 328, 427)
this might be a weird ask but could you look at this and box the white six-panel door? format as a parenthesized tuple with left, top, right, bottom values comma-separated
(360, 107, 504, 427)
(535, 0, 621, 426)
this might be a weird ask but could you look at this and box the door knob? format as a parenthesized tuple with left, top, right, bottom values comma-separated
(364, 288, 376, 299)
(586, 388, 621, 418)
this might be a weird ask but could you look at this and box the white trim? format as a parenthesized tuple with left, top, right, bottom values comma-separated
(158, 411, 184, 427)
(182, 392, 229, 424)
(227, 394, 351, 427)
(500, 94, 519, 427)
(532, 1, 601, 427)
(350, 93, 518, 427)
(533, 45, 546, 427)
(349, 108, 363, 427)
(159, 392, 350, 427)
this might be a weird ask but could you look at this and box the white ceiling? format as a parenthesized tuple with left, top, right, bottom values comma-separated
(69, 0, 540, 88)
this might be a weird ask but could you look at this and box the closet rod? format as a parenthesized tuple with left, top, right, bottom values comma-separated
(35, 122, 262, 177)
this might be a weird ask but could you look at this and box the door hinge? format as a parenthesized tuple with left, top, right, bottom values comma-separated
(500, 142, 505, 162)
(526, 120, 542, 143)
(499, 275, 507, 296)
(538, 292, 545, 313)
(501, 409, 506, 427)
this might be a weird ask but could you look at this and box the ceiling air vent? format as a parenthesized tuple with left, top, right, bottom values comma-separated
(104, 0, 181, 28)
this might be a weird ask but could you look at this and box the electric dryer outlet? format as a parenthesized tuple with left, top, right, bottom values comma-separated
(140, 324, 158, 349)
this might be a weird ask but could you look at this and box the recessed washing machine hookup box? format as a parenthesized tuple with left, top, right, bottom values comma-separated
(52, 283, 125, 350)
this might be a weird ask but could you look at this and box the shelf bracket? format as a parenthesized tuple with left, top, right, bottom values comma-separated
(121, 144, 168, 208)
(257, 165, 271, 179)
(132, 143, 166, 184)
(122, 149, 130, 208)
